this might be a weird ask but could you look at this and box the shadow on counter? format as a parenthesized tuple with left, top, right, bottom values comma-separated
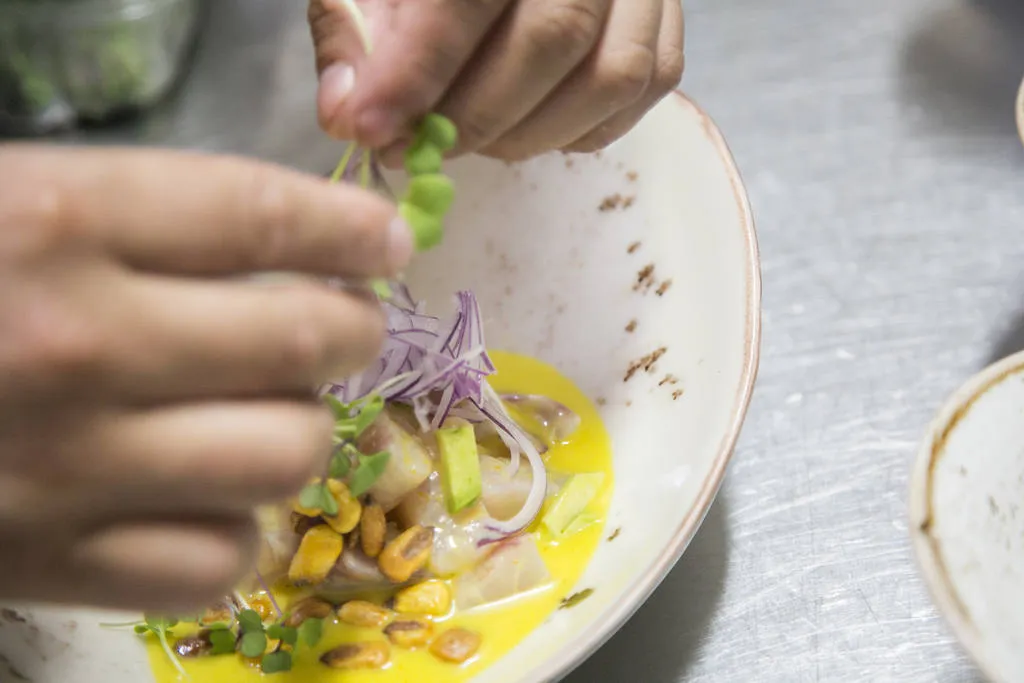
(987, 307, 1024, 365)
(898, 0, 1024, 142)
(563, 494, 730, 683)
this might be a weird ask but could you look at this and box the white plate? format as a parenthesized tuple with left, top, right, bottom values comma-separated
(911, 349, 1024, 683)
(0, 91, 761, 683)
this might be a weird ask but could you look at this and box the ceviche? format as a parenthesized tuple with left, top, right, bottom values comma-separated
(125, 283, 613, 682)
(112, 66, 613, 678)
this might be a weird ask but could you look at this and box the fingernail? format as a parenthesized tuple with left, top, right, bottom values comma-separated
(318, 63, 355, 114)
(356, 107, 404, 148)
(387, 215, 415, 273)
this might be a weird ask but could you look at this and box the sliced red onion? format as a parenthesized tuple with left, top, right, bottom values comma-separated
(321, 289, 548, 541)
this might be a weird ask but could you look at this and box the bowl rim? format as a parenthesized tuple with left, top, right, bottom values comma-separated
(525, 89, 762, 683)
(909, 348, 1024, 683)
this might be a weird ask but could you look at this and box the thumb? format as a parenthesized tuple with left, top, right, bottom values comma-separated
(308, 0, 370, 141)
(310, 0, 512, 150)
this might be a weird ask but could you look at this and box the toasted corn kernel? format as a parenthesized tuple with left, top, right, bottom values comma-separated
(283, 596, 334, 627)
(393, 580, 451, 617)
(384, 617, 434, 649)
(378, 525, 433, 583)
(174, 635, 212, 657)
(288, 526, 344, 585)
(320, 641, 390, 670)
(250, 594, 276, 621)
(324, 480, 363, 534)
(360, 503, 386, 558)
(430, 628, 481, 664)
(337, 600, 393, 628)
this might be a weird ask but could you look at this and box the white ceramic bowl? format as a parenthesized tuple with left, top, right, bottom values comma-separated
(0, 92, 760, 683)
(911, 349, 1024, 683)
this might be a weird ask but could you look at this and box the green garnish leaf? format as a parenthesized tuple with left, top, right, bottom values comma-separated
(140, 614, 187, 678)
(298, 483, 325, 510)
(261, 651, 293, 674)
(405, 173, 455, 216)
(204, 621, 231, 631)
(145, 615, 178, 631)
(335, 422, 357, 441)
(370, 278, 393, 299)
(319, 484, 340, 516)
(404, 141, 443, 175)
(419, 113, 459, 151)
(349, 451, 392, 497)
(298, 618, 324, 647)
(266, 624, 296, 645)
(237, 609, 264, 634)
(240, 631, 268, 658)
(323, 395, 350, 420)
(399, 201, 443, 251)
(208, 629, 237, 655)
(352, 394, 384, 436)
(329, 449, 352, 478)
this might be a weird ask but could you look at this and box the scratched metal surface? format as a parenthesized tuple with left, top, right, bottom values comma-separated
(61, 0, 1024, 681)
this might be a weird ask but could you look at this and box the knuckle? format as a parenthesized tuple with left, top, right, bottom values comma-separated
(530, 1, 605, 58)
(448, 108, 504, 152)
(243, 167, 298, 269)
(19, 304, 104, 384)
(344, 200, 393, 273)
(0, 173, 77, 260)
(653, 48, 685, 94)
(595, 43, 657, 107)
(279, 293, 332, 379)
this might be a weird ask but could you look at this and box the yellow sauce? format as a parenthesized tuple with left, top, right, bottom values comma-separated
(147, 351, 614, 682)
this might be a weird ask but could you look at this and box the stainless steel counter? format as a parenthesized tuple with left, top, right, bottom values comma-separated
(53, 0, 1024, 680)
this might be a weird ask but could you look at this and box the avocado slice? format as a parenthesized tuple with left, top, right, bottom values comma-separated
(541, 472, 605, 537)
(436, 423, 483, 514)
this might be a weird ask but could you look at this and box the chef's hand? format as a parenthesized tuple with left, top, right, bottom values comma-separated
(309, 0, 685, 162)
(0, 145, 412, 612)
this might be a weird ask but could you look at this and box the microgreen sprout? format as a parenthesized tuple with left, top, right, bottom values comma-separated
(234, 608, 324, 674)
(300, 393, 391, 514)
(136, 615, 188, 678)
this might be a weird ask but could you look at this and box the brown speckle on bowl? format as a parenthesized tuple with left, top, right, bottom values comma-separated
(627, 241, 641, 254)
(625, 319, 637, 333)
(626, 171, 638, 182)
(624, 347, 668, 382)
(607, 527, 622, 542)
(672, 390, 684, 401)
(656, 279, 673, 297)
(623, 195, 635, 209)
(634, 264, 656, 293)
(659, 374, 679, 387)
(599, 194, 622, 212)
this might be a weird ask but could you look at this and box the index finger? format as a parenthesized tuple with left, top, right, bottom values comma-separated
(0, 144, 413, 278)
(313, 0, 513, 148)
